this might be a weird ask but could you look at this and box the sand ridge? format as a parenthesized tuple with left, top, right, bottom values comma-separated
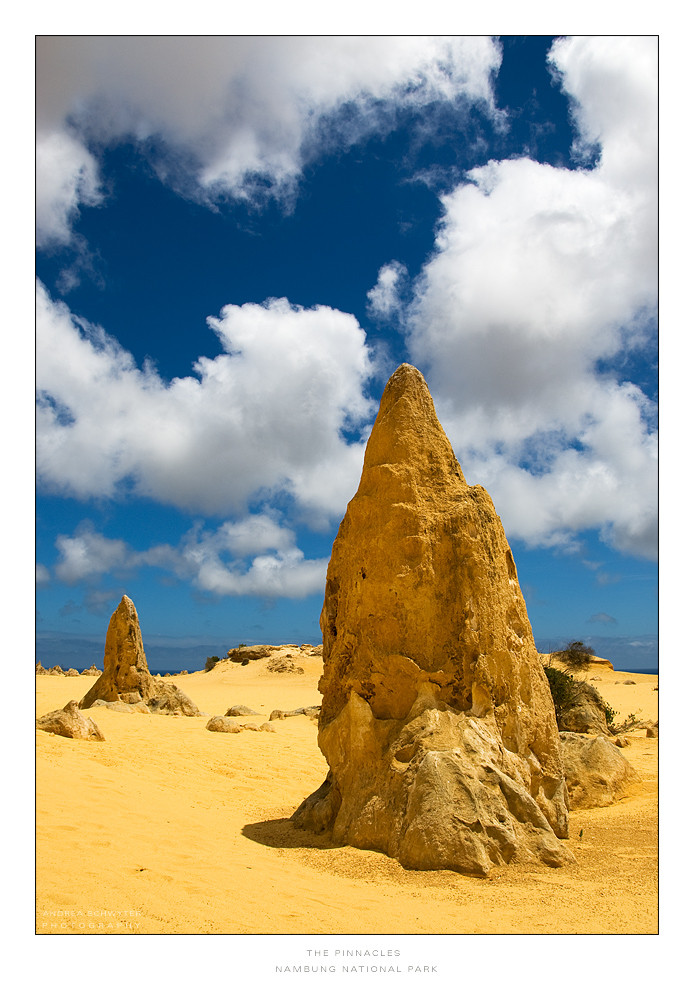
(36, 650, 657, 934)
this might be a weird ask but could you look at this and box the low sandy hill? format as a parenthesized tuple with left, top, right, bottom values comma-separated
(36, 649, 657, 935)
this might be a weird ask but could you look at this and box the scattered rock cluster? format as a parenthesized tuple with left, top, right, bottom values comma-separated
(267, 654, 304, 675)
(226, 643, 322, 664)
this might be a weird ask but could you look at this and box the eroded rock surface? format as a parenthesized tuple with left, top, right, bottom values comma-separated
(293, 364, 573, 876)
(559, 733, 640, 808)
(79, 595, 201, 716)
(228, 644, 277, 661)
(206, 716, 243, 733)
(206, 717, 276, 734)
(269, 706, 321, 721)
(556, 681, 612, 736)
(36, 700, 105, 741)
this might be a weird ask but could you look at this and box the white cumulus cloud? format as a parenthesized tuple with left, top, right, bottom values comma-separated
(36, 130, 103, 247)
(35, 36, 501, 243)
(36, 282, 374, 522)
(55, 523, 134, 584)
(406, 36, 657, 560)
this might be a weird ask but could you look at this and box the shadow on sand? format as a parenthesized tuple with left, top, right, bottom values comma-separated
(242, 817, 335, 852)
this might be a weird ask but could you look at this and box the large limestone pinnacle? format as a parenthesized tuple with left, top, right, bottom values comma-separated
(293, 364, 573, 876)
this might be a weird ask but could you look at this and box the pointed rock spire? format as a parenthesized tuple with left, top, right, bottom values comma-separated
(294, 364, 573, 875)
(80, 595, 200, 716)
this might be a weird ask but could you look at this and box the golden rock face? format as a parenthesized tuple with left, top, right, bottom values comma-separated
(80, 595, 158, 709)
(79, 595, 200, 716)
(295, 364, 573, 875)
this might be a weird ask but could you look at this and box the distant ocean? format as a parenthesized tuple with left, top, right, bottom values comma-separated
(36, 631, 657, 675)
(35, 634, 234, 676)
(35, 631, 322, 675)
(537, 635, 658, 675)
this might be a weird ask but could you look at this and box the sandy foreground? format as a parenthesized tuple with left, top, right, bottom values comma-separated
(36, 653, 658, 936)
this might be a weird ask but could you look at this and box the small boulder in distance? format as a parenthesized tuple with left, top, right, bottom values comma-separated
(269, 706, 321, 721)
(225, 705, 261, 717)
(228, 645, 276, 661)
(206, 716, 243, 733)
(206, 717, 275, 734)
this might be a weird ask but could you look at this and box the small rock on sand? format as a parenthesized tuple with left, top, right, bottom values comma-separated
(269, 706, 321, 721)
(206, 717, 276, 734)
(36, 700, 106, 741)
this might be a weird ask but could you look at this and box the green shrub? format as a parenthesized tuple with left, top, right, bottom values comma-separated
(544, 666, 577, 722)
(555, 640, 595, 672)
(204, 655, 220, 672)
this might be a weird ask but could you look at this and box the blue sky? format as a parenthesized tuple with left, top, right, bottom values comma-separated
(35, 36, 658, 673)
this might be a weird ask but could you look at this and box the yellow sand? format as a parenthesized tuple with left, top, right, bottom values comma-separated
(35, 654, 657, 934)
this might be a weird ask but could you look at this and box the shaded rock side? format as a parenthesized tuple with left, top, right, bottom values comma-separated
(79, 595, 201, 716)
(36, 700, 106, 741)
(557, 681, 611, 736)
(559, 733, 640, 808)
(294, 364, 572, 876)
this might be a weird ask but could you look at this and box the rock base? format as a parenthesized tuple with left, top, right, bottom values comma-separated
(294, 689, 574, 877)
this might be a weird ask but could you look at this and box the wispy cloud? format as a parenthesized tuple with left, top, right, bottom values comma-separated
(588, 612, 617, 625)
(37, 285, 374, 523)
(52, 516, 327, 600)
(367, 261, 408, 323)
